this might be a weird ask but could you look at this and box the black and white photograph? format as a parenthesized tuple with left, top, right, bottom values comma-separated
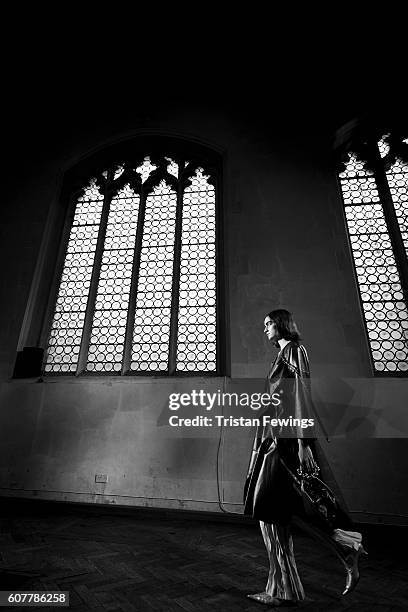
(0, 48, 407, 611)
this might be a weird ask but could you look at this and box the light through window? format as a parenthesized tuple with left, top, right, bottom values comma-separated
(339, 138, 408, 374)
(44, 156, 218, 375)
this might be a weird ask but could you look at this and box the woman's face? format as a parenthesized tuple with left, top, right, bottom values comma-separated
(264, 316, 278, 342)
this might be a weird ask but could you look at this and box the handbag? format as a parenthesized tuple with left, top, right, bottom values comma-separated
(279, 458, 339, 531)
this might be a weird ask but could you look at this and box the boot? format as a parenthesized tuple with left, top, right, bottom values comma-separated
(341, 543, 368, 596)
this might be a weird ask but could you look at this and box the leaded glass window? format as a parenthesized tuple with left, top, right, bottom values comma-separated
(339, 137, 408, 375)
(382, 138, 408, 256)
(44, 155, 218, 375)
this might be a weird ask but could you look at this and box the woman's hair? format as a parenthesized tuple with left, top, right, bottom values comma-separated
(267, 309, 301, 345)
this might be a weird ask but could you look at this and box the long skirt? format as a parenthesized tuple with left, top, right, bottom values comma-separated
(259, 521, 305, 601)
(259, 518, 363, 600)
(244, 438, 363, 600)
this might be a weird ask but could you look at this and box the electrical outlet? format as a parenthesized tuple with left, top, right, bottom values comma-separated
(95, 474, 108, 483)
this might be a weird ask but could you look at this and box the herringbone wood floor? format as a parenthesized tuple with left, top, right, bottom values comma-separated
(0, 499, 406, 611)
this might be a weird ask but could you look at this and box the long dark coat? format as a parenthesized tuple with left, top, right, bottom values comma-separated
(243, 341, 352, 529)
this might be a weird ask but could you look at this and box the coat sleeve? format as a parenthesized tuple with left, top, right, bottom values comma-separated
(282, 345, 352, 524)
(281, 344, 320, 443)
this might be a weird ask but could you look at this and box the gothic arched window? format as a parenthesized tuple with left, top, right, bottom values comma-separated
(338, 135, 408, 375)
(43, 151, 220, 376)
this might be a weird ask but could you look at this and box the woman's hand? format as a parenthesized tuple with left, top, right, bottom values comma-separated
(298, 440, 318, 474)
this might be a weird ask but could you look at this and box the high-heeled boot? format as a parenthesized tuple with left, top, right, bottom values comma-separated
(291, 520, 367, 597)
(331, 528, 367, 596)
(341, 543, 368, 596)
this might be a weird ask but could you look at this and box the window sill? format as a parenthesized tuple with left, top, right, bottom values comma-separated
(8, 375, 227, 385)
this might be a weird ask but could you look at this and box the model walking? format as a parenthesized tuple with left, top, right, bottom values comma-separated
(243, 309, 366, 606)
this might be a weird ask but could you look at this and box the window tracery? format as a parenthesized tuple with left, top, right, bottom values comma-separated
(44, 155, 219, 375)
(338, 134, 408, 374)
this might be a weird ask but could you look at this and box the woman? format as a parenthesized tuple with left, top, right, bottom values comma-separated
(243, 309, 366, 606)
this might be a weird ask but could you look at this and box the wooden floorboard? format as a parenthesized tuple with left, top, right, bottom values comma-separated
(0, 499, 406, 611)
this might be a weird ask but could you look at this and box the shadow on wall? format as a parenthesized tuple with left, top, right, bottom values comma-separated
(312, 375, 408, 438)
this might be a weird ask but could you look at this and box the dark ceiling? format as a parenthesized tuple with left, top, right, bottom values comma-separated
(4, 51, 406, 170)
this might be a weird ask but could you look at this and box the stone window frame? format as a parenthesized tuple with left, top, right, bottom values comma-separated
(14, 135, 228, 379)
(337, 131, 408, 377)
